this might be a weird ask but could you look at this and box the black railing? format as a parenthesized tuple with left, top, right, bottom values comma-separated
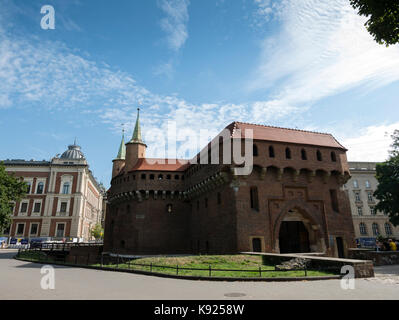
(30, 242, 102, 251)
(97, 254, 340, 278)
(16, 249, 341, 278)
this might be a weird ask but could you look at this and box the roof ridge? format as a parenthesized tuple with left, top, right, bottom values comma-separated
(234, 121, 333, 136)
(144, 158, 189, 162)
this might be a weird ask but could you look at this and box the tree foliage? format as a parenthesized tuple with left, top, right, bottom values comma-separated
(90, 223, 104, 240)
(374, 130, 399, 226)
(350, 0, 399, 46)
(0, 162, 27, 231)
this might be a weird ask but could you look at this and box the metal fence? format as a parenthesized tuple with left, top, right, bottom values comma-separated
(16, 248, 341, 278)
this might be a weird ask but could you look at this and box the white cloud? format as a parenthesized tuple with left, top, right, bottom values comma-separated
(249, 0, 399, 109)
(1, 0, 398, 163)
(158, 0, 190, 52)
(341, 122, 399, 162)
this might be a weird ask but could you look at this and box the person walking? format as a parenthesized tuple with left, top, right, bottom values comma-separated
(388, 239, 397, 251)
(376, 240, 382, 251)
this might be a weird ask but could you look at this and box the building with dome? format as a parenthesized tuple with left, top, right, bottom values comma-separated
(2, 142, 105, 242)
(104, 110, 356, 257)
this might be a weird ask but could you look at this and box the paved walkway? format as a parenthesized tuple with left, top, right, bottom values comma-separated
(0, 250, 398, 300)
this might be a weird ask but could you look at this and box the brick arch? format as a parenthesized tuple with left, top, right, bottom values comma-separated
(272, 199, 326, 252)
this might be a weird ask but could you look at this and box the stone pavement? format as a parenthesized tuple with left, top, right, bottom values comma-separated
(0, 250, 398, 300)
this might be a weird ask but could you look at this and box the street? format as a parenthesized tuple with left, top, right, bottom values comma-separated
(0, 250, 398, 300)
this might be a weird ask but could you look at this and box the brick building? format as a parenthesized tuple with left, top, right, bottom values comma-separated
(346, 161, 399, 246)
(3, 143, 105, 242)
(104, 110, 356, 257)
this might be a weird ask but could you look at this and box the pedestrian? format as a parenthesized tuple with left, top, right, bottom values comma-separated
(376, 240, 382, 252)
(388, 239, 397, 251)
(382, 240, 390, 251)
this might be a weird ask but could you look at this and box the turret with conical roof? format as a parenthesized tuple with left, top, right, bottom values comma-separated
(116, 130, 126, 160)
(124, 108, 147, 173)
(112, 130, 127, 178)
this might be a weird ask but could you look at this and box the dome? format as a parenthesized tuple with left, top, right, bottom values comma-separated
(60, 144, 85, 160)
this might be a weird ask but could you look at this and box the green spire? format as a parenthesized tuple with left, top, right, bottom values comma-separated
(115, 130, 126, 160)
(129, 108, 144, 144)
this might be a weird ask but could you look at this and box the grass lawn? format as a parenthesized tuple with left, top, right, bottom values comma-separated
(17, 251, 337, 278)
(97, 255, 336, 278)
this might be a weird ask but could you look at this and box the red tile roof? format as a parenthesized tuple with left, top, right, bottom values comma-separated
(225, 122, 346, 150)
(129, 158, 189, 172)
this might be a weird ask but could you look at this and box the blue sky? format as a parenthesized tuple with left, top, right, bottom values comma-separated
(1, 0, 398, 187)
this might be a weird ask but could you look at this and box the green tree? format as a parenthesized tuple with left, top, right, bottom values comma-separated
(350, 0, 399, 46)
(90, 223, 104, 240)
(374, 130, 399, 226)
(0, 162, 28, 233)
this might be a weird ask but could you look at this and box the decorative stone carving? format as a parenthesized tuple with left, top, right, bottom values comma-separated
(322, 171, 331, 184)
(277, 168, 283, 181)
(307, 170, 316, 183)
(260, 167, 267, 180)
(293, 169, 300, 182)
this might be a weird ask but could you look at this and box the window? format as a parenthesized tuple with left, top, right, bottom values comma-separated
(250, 187, 259, 211)
(301, 149, 307, 160)
(25, 182, 31, 194)
(20, 202, 28, 213)
(33, 202, 41, 213)
(56, 224, 65, 237)
(316, 150, 322, 161)
(367, 191, 373, 202)
(285, 148, 291, 159)
(331, 151, 337, 162)
(217, 192, 221, 205)
(370, 207, 376, 215)
(158, 174, 163, 180)
(355, 192, 361, 202)
(353, 180, 359, 188)
(357, 207, 363, 216)
(36, 182, 44, 194)
(30, 223, 39, 235)
(16, 224, 25, 235)
(253, 144, 258, 157)
(359, 223, 367, 235)
(385, 223, 392, 236)
(62, 182, 70, 194)
(60, 202, 68, 213)
(330, 189, 339, 212)
(166, 203, 173, 213)
(175, 175, 180, 180)
(149, 174, 155, 180)
(269, 146, 275, 158)
(205, 198, 208, 208)
(166, 174, 171, 180)
(365, 180, 370, 188)
(372, 223, 379, 236)
(141, 174, 146, 180)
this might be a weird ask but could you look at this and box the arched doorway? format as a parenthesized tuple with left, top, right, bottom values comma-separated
(277, 207, 320, 254)
(279, 221, 310, 253)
